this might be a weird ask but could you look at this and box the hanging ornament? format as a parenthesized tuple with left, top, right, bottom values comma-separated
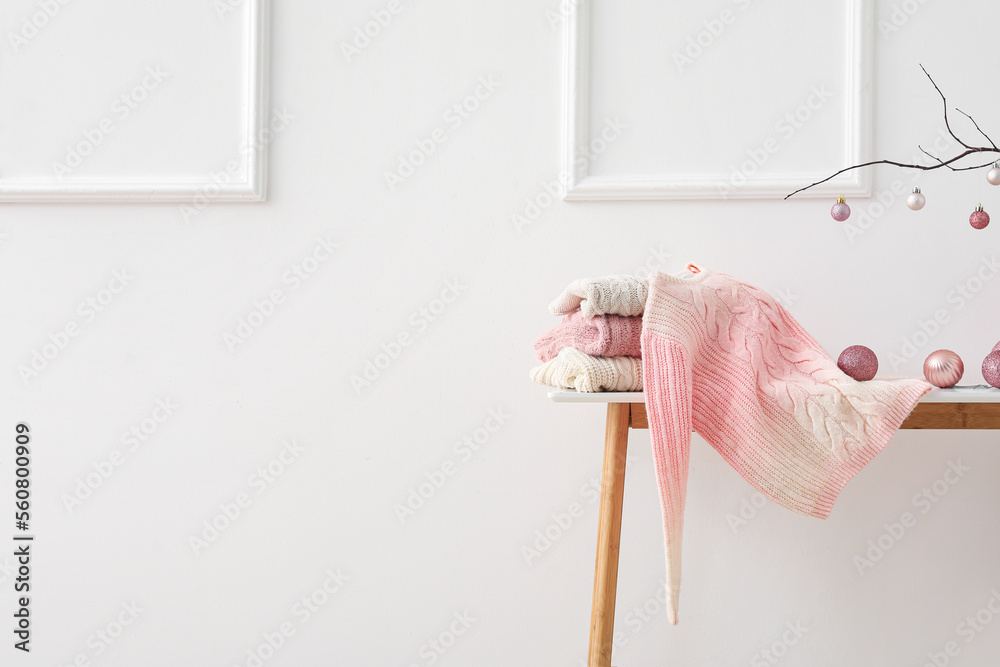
(906, 187, 925, 211)
(830, 196, 851, 221)
(987, 161, 1000, 186)
(923, 349, 964, 388)
(970, 203, 990, 229)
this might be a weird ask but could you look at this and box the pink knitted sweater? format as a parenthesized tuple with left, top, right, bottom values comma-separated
(533, 311, 643, 362)
(642, 265, 933, 624)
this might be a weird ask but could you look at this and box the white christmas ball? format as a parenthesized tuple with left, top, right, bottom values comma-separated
(906, 190, 925, 210)
(988, 167, 1000, 186)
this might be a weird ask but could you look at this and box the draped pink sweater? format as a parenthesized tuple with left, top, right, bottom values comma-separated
(641, 265, 932, 624)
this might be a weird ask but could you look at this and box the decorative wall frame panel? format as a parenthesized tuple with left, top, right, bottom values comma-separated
(561, 0, 872, 200)
(0, 0, 269, 202)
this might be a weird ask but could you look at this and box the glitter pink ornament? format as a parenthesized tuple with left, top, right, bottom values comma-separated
(831, 196, 851, 222)
(970, 204, 990, 229)
(982, 351, 1000, 388)
(837, 345, 878, 381)
(923, 349, 964, 388)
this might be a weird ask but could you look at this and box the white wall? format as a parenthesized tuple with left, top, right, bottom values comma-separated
(4, 1, 1000, 666)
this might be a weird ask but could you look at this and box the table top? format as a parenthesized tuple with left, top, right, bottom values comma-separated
(547, 385, 1000, 404)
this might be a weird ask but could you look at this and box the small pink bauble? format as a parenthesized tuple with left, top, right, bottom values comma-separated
(838, 345, 878, 381)
(970, 204, 990, 229)
(906, 187, 925, 211)
(923, 349, 964, 388)
(831, 196, 851, 222)
(982, 351, 1000, 388)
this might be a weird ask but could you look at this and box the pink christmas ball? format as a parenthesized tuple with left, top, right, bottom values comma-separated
(983, 351, 1000, 388)
(831, 202, 851, 222)
(838, 345, 878, 381)
(923, 349, 964, 388)
(970, 207, 990, 229)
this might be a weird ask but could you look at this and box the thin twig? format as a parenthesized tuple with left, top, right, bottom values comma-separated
(920, 63, 973, 150)
(940, 158, 999, 172)
(919, 146, 951, 169)
(955, 108, 999, 151)
(919, 146, 995, 172)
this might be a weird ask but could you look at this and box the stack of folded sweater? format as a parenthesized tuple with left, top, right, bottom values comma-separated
(530, 276, 648, 392)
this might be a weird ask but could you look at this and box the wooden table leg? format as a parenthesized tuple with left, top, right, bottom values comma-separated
(588, 403, 631, 667)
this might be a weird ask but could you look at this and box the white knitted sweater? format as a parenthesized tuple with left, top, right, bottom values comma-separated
(549, 275, 648, 318)
(530, 348, 643, 392)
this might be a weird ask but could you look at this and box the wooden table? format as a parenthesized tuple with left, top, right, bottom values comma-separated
(548, 386, 1000, 667)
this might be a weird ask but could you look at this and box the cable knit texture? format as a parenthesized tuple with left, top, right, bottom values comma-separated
(641, 264, 933, 625)
(530, 348, 643, 392)
(549, 275, 648, 318)
(533, 311, 643, 362)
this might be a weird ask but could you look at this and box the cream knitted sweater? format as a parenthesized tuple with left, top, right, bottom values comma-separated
(549, 275, 647, 318)
(642, 264, 932, 624)
(530, 348, 643, 392)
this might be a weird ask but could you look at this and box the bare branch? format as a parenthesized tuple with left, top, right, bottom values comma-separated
(919, 145, 952, 169)
(918, 146, 998, 172)
(783, 148, 997, 199)
(785, 66, 1000, 198)
(920, 64, 974, 150)
(955, 108, 999, 150)
(936, 158, 998, 172)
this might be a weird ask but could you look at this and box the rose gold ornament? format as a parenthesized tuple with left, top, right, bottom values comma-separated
(923, 349, 964, 388)
(970, 204, 990, 229)
(831, 196, 850, 222)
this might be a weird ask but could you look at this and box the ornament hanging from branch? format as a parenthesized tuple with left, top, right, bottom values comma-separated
(786, 65, 999, 223)
(906, 187, 925, 210)
(988, 161, 1000, 186)
(830, 196, 851, 221)
(970, 204, 990, 229)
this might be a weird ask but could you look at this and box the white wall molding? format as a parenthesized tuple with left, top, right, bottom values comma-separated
(0, 0, 270, 203)
(561, 0, 873, 201)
